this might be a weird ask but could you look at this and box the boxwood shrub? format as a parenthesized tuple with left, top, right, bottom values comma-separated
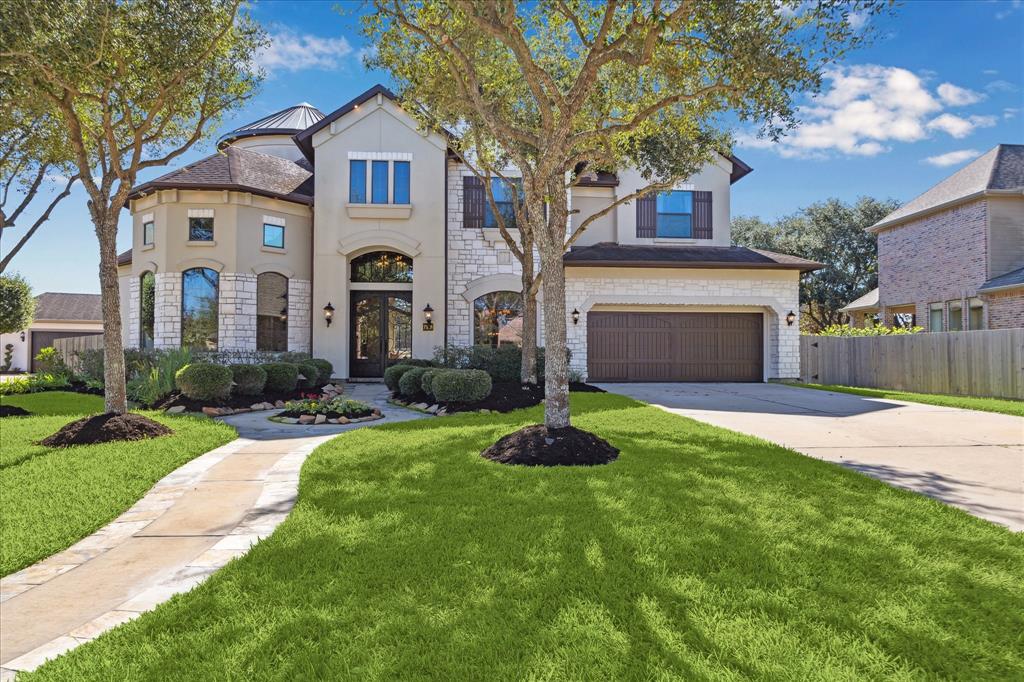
(398, 366, 429, 398)
(175, 363, 233, 401)
(308, 358, 334, 385)
(230, 364, 267, 396)
(420, 368, 440, 397)
(431, 369, 492, 403)
(261, 362, 299, 393)
(295, 361, 321, 389)
(384, 364, 415, 392)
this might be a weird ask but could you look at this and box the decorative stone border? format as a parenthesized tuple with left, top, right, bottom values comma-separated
(268, 410, 383, 426)
(387, 398, 448, 416)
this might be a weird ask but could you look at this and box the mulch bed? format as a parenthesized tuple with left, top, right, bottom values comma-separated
(278, 408, 374, 420)
(397, 381, 605, 415)
(481, 424, 619, 466)
(38, 413, 172, 447)
(155, 388, 308, 412)
(0, 405, 31, 418)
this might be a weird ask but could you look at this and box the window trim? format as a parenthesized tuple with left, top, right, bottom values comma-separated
(947, 299, 964, 332)
(655, 190, 694, 239)
(928, 302, 944, 332)
(967, 297, 985, 331)
(187, 216, 214, 242)
(180, 266, 220, 351)
(142, 220, 155, 246)
(472, 289, 524, 348)
(262, 223, 285, 249)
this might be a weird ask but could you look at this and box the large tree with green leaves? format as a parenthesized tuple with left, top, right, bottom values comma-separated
(0, 0, 265, 413)
(732, 196, 899, 331)
(364, 0, 887, 436)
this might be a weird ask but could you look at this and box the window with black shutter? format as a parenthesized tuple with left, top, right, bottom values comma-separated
(636, 194, 657, 238)
(693, 191, 713, 239)
(463, 176, 485, 229)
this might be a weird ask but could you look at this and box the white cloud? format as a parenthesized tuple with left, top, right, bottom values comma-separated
(982, 69, 999, 76)
(924, 149, 982, 167)
(995, 0, 1021, 20)
(926, 113, 997, 138)
(936, 82, 985, 106)
(255, 28, 353, 74)
(985, 79, 1019, 93)
(736, 65, 1003, 159)
(1005, 107, 1020, 119)
(847, 11, 869, 30)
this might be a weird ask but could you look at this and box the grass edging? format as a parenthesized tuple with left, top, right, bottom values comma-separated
(793, 383, 1024, 417)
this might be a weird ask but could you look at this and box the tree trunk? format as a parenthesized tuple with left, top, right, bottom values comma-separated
(95, 213, 127, 414)
(519, 256, 538, 385)
(534, 224, 569, 429)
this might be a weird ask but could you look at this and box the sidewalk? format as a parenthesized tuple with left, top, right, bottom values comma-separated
(0, 383, 422, 678)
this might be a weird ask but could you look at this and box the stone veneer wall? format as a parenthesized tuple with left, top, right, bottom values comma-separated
(128, 277, 140, 348)
(153, 272, 182, 349)
(877, 200, 989, 327)
(561, 272, 801, 380)
(218, 273, 258, 351)
(287, 278, 312, 353)
(446, 162, 525, 346)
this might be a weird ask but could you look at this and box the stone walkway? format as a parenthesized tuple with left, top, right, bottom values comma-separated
(0, 383, 422, 678)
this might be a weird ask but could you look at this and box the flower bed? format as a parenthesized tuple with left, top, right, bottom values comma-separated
(269, 396, 383, 425)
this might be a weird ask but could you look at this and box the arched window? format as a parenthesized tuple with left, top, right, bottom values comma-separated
(140, 271, 155, 350)
(350, 251, 413, 283)
(473, 291, 523, 347)
(257, 272, 288, 351)
(181, 267, 219, 350)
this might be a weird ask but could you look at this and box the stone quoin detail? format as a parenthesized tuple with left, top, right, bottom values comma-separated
(153, 272, 182, 349)
(287, 279, 312, 353)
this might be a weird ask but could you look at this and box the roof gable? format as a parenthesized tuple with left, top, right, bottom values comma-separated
(293, 84, 397, 162)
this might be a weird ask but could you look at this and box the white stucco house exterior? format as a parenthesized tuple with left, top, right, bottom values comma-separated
(0, 293, 103, 373)
(117, 85, 818, 382)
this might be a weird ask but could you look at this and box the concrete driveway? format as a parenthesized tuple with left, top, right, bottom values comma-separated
(596, 382, 1024, 532)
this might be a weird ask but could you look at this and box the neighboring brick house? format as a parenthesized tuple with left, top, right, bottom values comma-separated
(117, 84, 820, 382)
(842, 144, 1024, 331)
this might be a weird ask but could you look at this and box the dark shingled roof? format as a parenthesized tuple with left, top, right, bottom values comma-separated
(574, 155, 753, 187)
(294, 84, 396, 163)
(563, 243, 822, 272)
(218, 103, 324, 148)
(127, 146, 314, 204)
(870, 143, 1024, 231)
(118, 248, 132, 266)
(979, 265, 1024, 292)
(34, 292, 102, 321)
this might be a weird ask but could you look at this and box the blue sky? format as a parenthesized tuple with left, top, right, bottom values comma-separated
(6, 0, 1023, 294)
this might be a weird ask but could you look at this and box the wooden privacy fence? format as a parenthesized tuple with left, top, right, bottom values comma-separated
(53, 334, 104, 373)
(800, 328, 1024, 400)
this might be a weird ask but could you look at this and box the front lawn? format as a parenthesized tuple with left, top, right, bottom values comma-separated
(795, 383, 1024, 417)
(0, 402, 236, 576)
(26, 394, 1024, 680)
(0, 390, 104, 416)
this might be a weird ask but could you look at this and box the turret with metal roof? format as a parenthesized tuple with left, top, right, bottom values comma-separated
(218, 103, 325, 148)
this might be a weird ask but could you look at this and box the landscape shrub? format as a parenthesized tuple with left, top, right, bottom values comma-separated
(230, 364, 267, 396)
(0, 373, 71, 396)
(398, 366, 429, 398)
(308, 358, 334, 385)
(401, 358, 434, 368)
(432, 345, 565, 382)
(384, 364, 415, 392)
(0, 273, 35, 335)
(261, 362, 300, 393)
(816, 324, 924, 337)
(33, 347, 71, 377)
(281, 396, 373, 418)
(175, 363, 233, 402)
(192, 349, 310, 366)
(430, 369, 492, 403)
(126, 349, 192, 406)
(420, 368, 440, 397)
(2, 343, 15, 371)
(295, 361, 321, 389)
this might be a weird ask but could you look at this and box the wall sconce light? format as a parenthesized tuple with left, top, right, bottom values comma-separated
(571, 308, 580, 325)
(20, 331, 26, 342)
(422, 303, 435, 332)
(786, 310, 796, 326)
(323, 302, 335, 327)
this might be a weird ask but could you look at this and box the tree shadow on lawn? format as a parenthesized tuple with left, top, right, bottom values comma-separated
(27, 394, 1024, 681)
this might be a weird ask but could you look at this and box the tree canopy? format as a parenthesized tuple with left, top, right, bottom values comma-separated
(731, 197, 900, 331)
(0, 272, 35, 334)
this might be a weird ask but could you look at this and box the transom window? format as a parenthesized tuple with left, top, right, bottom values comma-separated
(143, 221, 155, 246)
(656, 191, 693, 238)
(484, 178, 522, 229)
(263, 223, 284, 249)
(189, 217, 214, 241)
(350, 251, 413, 283)
(474, 291, 523, 347)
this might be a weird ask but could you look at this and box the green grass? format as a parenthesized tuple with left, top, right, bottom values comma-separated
(0, 390, 105, 415)
(795, 383, 1024, 417)
(26, 394, 1024, 680)
(0, 399, 236, 575)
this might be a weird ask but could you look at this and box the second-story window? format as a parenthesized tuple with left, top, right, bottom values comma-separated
(143, 220, 154, 246)
(371, 161, 389, 204)
(656, 191, 693, 238)
(188, 215, 214, 241)
(393, 161, 410, 204)
(484, 178, 522, 229)
(350, 160, 367, 203)
(263, 223, 284, 249)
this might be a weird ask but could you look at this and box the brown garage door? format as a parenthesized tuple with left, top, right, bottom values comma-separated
(30, 331, 101, 372)
(587, 312, 763, 382)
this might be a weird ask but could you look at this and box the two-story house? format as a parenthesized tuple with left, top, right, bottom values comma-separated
(841, 144, 1024, 330)
(116, 84, 818, 382)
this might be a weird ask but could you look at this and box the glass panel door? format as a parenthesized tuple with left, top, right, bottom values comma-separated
(350, 293, 383, 377)
(386, 295, 412, 363)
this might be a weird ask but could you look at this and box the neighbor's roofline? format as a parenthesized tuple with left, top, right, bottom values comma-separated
(563, 259, 822, 272)
(867, 188, 1024, 232)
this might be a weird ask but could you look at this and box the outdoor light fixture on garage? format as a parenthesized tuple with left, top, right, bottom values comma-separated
(571, 308, 580, 325)
(323, 302, 335, 327)
(423, 303, 434, 331)
(786, 310, 796, 326)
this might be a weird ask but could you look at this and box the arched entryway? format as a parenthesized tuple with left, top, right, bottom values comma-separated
(349, 250, 414, 377)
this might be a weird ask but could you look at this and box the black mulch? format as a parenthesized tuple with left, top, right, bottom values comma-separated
(278, 407, 375, 420)
(0, 405, 31, 418)
(38, 412, 172, 447)
(394, 381, 605, 414)
(481, 425, 619, 466)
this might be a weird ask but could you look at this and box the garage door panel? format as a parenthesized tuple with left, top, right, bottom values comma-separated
(588, 312, 762, 382)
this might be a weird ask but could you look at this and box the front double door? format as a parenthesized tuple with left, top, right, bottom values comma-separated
(350, 291, 413, 377)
